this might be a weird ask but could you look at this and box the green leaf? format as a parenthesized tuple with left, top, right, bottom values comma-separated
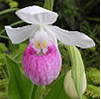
(86, 84, 100, 98)
(0, 43, 7, 53)
(0, 35, 9, 39)
(0, 8, 19, 16)
(21, 73, 34, 99)
(0, 78, 8, 85)
(86, 68, 100, 85)
(87, 17, 100, 22)
(5, 56, 31, 99)
(44, 0, 54, 10)
(44, 75, 70, 99)
(31, 85, 37, 99)
(66, 46, 84, 99)
(9, 1, 18, 8)
(0, 92, 8, 99)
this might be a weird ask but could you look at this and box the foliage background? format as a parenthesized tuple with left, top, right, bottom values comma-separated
(0, 0, 100, 99)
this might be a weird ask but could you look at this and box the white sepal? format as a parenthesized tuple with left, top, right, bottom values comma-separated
(47, 25, 95, 48)
(16, 5, 58, 25)
(45, 25, 58, 47)
(5, 25, 39, 44)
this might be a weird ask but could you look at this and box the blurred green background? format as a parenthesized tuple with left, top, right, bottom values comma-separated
(0, 0, 100, 99)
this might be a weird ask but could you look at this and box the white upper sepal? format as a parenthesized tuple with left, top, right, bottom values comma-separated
(5, 25, 39, 44)
(47, 25, 95, 48)
(16, 5, 58, 25)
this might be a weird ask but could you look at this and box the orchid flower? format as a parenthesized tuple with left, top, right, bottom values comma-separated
(5, 5, 95, 85)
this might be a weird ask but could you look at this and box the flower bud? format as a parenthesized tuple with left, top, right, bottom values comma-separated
(64, 70, 86, 99)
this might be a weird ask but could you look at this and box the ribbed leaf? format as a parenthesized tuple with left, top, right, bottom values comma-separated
(44, 75, 70, 99)
(21, 73, 34, 99)
(6, 56, 32, 99)
(66, 46, 84, 99)
(31, 85, 37, 99)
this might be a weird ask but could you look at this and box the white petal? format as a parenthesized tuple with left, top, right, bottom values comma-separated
(16, 5, 58, 25)
(47, 25, 95, 48)
(45, 26, 58, 47)
(5, 25, 39, 44)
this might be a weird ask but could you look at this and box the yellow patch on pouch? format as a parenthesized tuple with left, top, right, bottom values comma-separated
(35, 41, 47, 49)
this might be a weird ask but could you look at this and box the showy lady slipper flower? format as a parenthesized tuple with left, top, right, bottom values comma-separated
(5, 6, 95, 85)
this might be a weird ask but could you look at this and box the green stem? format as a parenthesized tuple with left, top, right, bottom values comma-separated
(0, 8, 19, 16)
(35, 85, 45, 99)
(87, 17, 100, 22)
(44, 0, 54, 11)
(0, 35, 9, 39)
(30, 85, 45, 99)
